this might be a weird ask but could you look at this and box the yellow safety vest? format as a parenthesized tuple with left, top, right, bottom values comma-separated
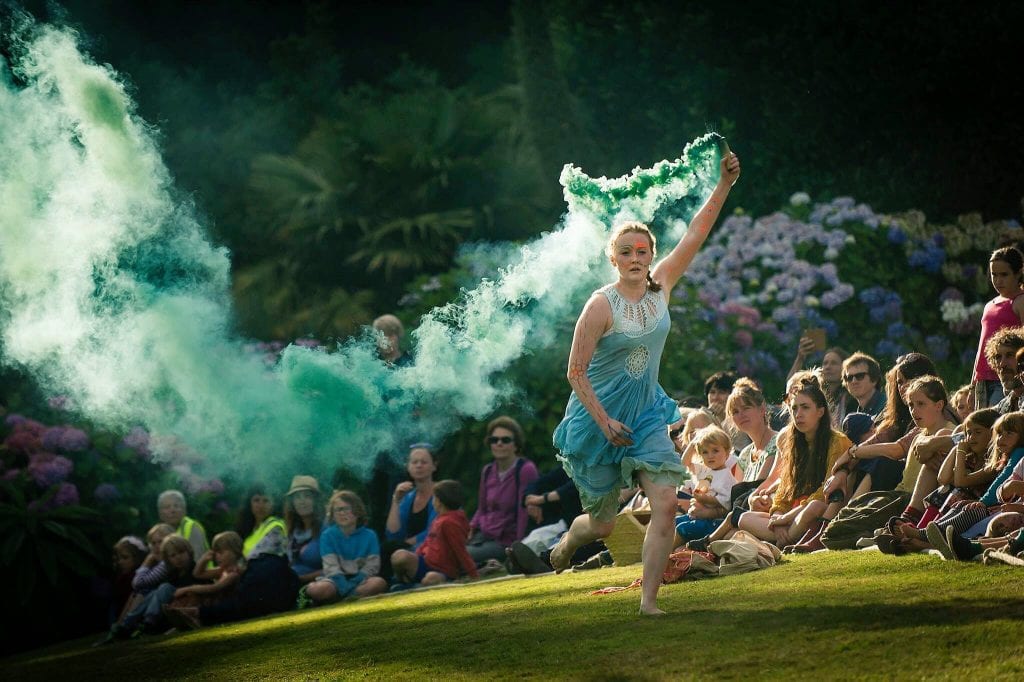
(243, 516, 286, 557)
(178, 516, 209, 552)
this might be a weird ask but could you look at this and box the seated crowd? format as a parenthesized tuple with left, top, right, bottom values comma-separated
(97, 315, 1024, 640)
(96, 327, 1024, 638)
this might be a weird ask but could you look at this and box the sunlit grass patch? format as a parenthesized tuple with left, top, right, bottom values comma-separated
(8, 551, 1024, 680)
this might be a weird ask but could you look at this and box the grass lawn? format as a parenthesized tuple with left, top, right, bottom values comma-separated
(7, 551, 1024, 680)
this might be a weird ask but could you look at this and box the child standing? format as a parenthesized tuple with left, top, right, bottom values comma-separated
(391, 480, 479, 587)
(304, 491, 388, 604)
(674, 426, 738, 543)
(973, 247, 1024, 408)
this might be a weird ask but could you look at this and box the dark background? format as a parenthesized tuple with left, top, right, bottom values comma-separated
(2, 0, 1022, 653)
(11, 0, 1024, 341)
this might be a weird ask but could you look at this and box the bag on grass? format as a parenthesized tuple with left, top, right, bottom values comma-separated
(821, 490, 910, 550)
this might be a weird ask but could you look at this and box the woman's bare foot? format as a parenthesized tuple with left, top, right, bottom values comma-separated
(639, 603, 666, 616)
(549, 535, 573, 573)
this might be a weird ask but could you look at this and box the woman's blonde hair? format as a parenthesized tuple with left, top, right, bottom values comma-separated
(988, 412, 1024, 468)
(606, 221, 661, 292)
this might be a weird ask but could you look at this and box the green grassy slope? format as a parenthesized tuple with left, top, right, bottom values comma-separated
(8, 551, 1024, 680)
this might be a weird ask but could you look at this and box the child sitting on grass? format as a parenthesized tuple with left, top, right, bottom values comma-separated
(176, 530, 246, 602)
(164, 530, 301, 628)
(95, 534, 200, 645)
(304, 490, 387, 604)
(674, 425, 738, 543)
(109, 535, 147, 624)
(130, 523, 176, 595)
(390, 479, 479, 588)
(160, 531, 245, 630)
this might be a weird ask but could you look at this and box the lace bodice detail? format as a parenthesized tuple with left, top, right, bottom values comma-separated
(602, 285, 668, 338)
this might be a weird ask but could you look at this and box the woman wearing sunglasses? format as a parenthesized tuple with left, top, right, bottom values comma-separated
(467, 416, 539, 566)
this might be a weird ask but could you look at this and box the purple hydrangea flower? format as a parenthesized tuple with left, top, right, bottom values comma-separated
(4, 430, 42, 454)
(27, 453, 74, 488)
(94, 483, 121, 504)
(925, 335, 951, 363)
(59, 428, 89, 452)
(41, 427, 65, 452)
(734, 329, 754, 349)
(875, 339, 909, 358)
(940, 287, 964, 303)
(53, 482, 80, 508)
(122, 426, 150, 454)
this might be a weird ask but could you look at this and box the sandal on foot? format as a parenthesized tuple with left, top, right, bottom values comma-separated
(884, 515, 910, 536)
(875, 533, 906, 555)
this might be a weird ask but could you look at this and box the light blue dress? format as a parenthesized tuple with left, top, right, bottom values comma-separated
(553, 283, 684, 521)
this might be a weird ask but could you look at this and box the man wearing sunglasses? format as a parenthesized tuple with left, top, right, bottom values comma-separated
(841, 352, 886, 420)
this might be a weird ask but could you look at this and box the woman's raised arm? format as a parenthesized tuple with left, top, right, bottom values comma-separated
(651, 152, 740, 293)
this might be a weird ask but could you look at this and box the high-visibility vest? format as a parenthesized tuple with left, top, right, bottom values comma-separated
(178, 516, 209, 552)
(243, 516, 286, 558)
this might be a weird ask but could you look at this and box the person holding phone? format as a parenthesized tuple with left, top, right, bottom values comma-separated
(788, 332, 849, 429)
(551, 150, 741, 615)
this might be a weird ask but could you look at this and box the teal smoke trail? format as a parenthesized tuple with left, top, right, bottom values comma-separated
(0, 20, 722, 485)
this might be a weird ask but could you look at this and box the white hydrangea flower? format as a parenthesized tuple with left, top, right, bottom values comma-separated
(789, 191, 811, 206)
(941, 299, 968, 323)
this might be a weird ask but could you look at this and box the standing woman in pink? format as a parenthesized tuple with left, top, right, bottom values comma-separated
(551, 151, 741, 615)
(973, 247, 1024, 408)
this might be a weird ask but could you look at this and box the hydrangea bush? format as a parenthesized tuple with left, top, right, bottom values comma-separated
(675, 195, 1024, 398)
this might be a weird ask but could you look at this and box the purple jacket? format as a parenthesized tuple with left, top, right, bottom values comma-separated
(470, 457, 539, 546)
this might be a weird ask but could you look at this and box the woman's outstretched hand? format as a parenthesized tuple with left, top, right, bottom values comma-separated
(720, 152, 741, 186)
(601, 418, 634, 447)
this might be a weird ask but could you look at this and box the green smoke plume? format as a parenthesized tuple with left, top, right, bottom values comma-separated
(0, 19, 722, 486)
